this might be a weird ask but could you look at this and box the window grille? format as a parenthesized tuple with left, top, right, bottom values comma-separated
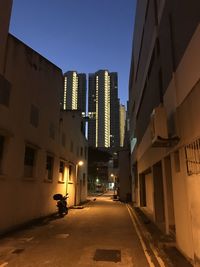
(185, 138, 200, 175)
(69, 165, 72, 181)
(59, 161, 65, 182)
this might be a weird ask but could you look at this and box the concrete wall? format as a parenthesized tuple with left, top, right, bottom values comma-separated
(118, 149, 131, 202)
(0, 34, 88, 234)
(132, 25, 200, 262)
(145, 173, 154, 213)
(129, 0, 200, 261)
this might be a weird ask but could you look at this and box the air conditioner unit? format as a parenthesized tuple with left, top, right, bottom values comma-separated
(150, 106, 168, 146)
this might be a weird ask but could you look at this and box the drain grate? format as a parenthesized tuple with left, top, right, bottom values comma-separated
(12, 248, 25, 254)
(93, 249, 121, 262)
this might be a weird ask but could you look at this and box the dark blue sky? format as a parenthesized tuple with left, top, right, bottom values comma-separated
(10, 0, 136, 106)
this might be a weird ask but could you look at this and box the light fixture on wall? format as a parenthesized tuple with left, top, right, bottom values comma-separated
(78, 160, 84, 166)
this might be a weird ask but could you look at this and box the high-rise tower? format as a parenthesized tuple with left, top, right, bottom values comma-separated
(63, 71, 86, 115)
(88, 70, 120, 148)
(119, 104, 126, 147)
(62, 71, 87, 135)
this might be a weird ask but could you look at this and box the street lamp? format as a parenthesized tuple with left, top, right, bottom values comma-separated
(110, 173, 117, 198)
(74, 160, 84, 206)
(78, 160, 84, 166)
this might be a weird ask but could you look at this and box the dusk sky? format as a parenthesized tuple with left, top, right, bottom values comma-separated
(9, 0, 136, 107)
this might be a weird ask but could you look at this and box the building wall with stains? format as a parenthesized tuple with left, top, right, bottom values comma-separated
(129, 0, 200, 264)
(0, 34, 88, 234)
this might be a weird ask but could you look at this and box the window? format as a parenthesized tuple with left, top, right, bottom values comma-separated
(24, 146, 36, 177)
(30, 104, 39, 127)
(80, 147, 83, 156)
(46, 155, 54, 180)
(84, 146, 87, 159)
(59, 161, 65, 182)
(0, 74, 11, 107)
(69, 165, 72, 181)
(77, 146, 79, 156)
(0, 135, 5, 173)
(185, 139, 200, 175)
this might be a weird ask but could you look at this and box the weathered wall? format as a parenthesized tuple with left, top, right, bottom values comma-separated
(0, 35, 88, 234)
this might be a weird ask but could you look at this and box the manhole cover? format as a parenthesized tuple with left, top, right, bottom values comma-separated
(12, 248, 24, 254)
(93, 249, 121, 262)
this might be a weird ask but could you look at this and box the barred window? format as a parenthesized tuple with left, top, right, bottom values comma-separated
(59, 161, 65, 182)
(69, 165, 72, 181)
(46, 155, 54, 180)
(185, 138, 200, 175)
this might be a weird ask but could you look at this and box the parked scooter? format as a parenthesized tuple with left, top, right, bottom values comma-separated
(53, 193, 69, 217)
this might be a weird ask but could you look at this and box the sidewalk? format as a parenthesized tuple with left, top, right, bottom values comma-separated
(128, 204, 193, 267)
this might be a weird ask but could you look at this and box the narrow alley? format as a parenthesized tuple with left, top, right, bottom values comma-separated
(0, 194, 191, 267)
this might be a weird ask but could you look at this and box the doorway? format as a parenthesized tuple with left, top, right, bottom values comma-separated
(153, 161, 166, 231)
(164, 156, 175, 235)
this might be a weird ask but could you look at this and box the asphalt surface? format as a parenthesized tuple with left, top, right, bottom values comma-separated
(0, 193, 187, 267)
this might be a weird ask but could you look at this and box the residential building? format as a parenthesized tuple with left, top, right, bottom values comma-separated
(88, 70, 120, 148)
(63, 71, 86, 114)
(129, 0, 200, 265)
(0, 1, 87, 234)
(77, 73, 87, 117)
(119, 104, 126, 147)
(63, 71, 87, 135)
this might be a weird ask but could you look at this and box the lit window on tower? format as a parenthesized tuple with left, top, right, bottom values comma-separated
(95, 76, 99, 147)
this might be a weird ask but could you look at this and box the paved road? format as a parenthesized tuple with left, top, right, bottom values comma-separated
(0, 194, 166, 267)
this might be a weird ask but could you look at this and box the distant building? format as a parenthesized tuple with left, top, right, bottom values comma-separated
(129, 0, 200, 264)
(63, 71, 87, 134)
(119, 104, 126, 147)
(88, 70, 120, 148)
(63, 71, 86, 115)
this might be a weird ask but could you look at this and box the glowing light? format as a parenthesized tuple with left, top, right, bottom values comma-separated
(95, 76, 99, 147)
(78, 160, 84, 166)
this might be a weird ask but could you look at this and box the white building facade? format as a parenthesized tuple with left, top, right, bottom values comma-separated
(129, 0, 200, 265)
